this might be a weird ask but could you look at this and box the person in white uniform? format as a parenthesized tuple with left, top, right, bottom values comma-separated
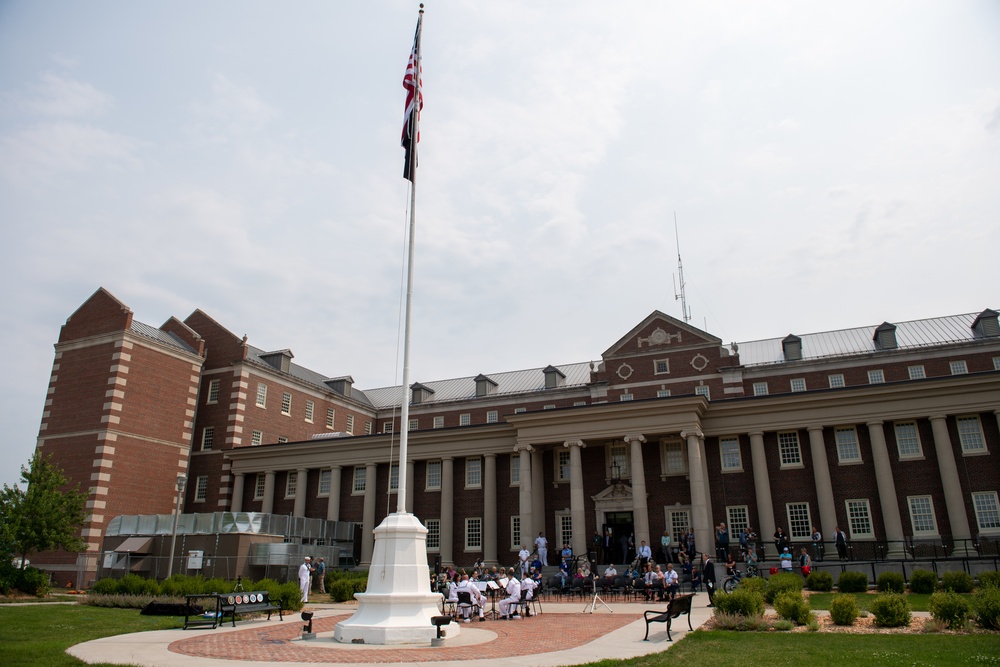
(518, 545, 531, 576)
(534, 532, 549, 567)
(456, 574, 487, 622)
(498, 568, 522, 619)
(298, 556, 312, 603)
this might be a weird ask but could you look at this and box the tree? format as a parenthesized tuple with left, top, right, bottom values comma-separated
(0, 453, 86, 569)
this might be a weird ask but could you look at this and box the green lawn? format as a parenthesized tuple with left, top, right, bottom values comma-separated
(807, 591, 939, 611)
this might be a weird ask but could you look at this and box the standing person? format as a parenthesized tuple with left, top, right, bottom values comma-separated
(660, 530, 672, 564)
(637, 540, 652, 571)
(534, 532, 549, 567)
(518, 544, 531, 576)
(298, 556, 312, 603)
(799, 547, 812, 577)
(316, 557, 327, 594)
(780, 547, 794, 572)
(738, 527, 749, 561)
(561, 543, 573, 569)
(811, 527, 824, 562)
(774, 527, 789, 556)
(835, 526, 849, 561)
(702, 553, 716, 607)
(715, 523, 729, 561)
(686, 530, 697, 561)
(604, 528, 614, 565)
(619, 533, 630, 565)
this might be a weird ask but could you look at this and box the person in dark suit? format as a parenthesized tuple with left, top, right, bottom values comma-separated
(702, 552, 716, 607)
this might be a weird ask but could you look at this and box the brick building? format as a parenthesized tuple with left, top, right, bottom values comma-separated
(34, 288, 1000, 583)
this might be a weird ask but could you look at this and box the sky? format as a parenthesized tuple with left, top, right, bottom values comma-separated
(1, 1, 998, 488)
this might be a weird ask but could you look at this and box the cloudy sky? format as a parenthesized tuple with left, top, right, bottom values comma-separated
(1, 1, 998, 487)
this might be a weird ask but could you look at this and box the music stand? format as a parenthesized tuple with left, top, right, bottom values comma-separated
(583, 574, 612, 614)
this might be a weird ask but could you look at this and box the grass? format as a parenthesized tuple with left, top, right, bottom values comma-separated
(0, 603, 179, 666)
(806, 592, 948, 612)
(0, 594, 82, 604)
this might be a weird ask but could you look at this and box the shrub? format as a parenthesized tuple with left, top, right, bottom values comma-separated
(829, 593, 859, 626)
(117, 574, 160, 597)
(740, 577, 768, 598)
(877, 571, 905, 593)
(869, 593, 911, 627)
(90, 578, 121, 595)
(12, 567, 51, 597)
(712, 588, 765, 618)
(765, 573, 803, 603)
(329, 579, 357, 603)
(941, 570, 974, 594)
(773, 590, 811, 625)
(275, 582, 304, 612)
(838, 571, 869, 593)
(976, 570, 1000, 590)
(202, 578, 234, 595)
(908, 569, 937, 594)
(921, 618, 948, 633)
(771, 619, 794, 631)
(159, 574, 207, 597)
(928, 591, 970, 629)
(805, 570, 833, 592)
(973, 586, 1000, 630)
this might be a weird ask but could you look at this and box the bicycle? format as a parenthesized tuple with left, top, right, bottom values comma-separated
(721, 564, 759, 593)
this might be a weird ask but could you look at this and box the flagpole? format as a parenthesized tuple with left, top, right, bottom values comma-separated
(396, 4, 423, 515)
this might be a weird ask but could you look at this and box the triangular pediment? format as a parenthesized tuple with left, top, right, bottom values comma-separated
(592, 484, 634, 502)
(602, 311, 722, 359)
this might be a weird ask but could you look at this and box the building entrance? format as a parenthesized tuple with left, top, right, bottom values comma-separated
(603, 511, 634, 566)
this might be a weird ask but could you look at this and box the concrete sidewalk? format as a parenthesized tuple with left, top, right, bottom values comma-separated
(68, 595, 714, 667)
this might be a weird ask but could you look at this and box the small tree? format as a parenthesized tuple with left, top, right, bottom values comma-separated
(1, 453, 86, 569)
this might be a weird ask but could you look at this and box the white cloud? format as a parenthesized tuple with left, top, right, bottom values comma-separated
(23, 72, 113, 117)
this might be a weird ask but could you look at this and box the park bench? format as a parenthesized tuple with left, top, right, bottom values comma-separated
(642, 593, 694, 641)
(183, 591, 283, 629)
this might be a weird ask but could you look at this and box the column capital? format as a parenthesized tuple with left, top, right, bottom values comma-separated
(680, 429, 703, 440)
(624, 433, 646, 444)
(484, 452, 497, 459)
(866, 420, 885, 428)
(806, 425, 825, 433)
(563, 440, 586, 449)
(297, 466, 308, 473)
(929, 414, 948, 423)
(514, 443, 535, 453)
(330, 464, 342, 471)
(441, 455, 455, 462)
(747, 430, 764, 438)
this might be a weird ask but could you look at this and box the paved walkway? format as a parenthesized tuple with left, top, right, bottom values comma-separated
(69, 594, 715, 667)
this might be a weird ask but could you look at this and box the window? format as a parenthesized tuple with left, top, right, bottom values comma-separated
(655, 359, 669, 374)
(556, 449, 571, 482)
(433, 415, 444, 429)
(305, 400, 314, 423)
(656, 389, 671, 398)
(828, 374, 845, 389)
(994, 357, 1000, 371)
(277, 436, 288, 444)
(201, 427, 214, 451)
(425, 518, 440, 551)
(846, 499, 874, 538)
(318, 469, 331, 496)
(408, 418, 418, 431)
(511, 515, 521, 550)
(908, 365, 926, 380)
(253, 473, 266, 499)
(660, 440, 688, 476)
(326, 408, 335, 429)
(207, 379, 220, 403)
(389, 464, 399, 491)
(868, 369, 885, 384)
(667, 508, 691, 542)
(285, 471, 298, 498)
(425, 461, 442, 490)
(620, 393, 634, 401)
(835, 426, 862, 464)
(695, 385, 711, 399)
(514, 407, 526, 414)
(364, 421, 372, 435)
(459, 413, 471, 426)
(280, 393, 292, 416)
(726, 506, 749, 535)
(465, 517, 483, 550)
(972, 492, 1000, 534)
(894, 421, 923, 459)
(778, 431, 803, 468)
(466, 457, 482, 488)
(345, 414, 355, 434)
(510, 455, 520, 486)
(193, 475, 208, 502)
(753, 382, 769, 396)
(486, 410, 498, 423)
(383, 422, 393, 434)
(950, 360, 968, 375)
(251, 430, 263, 446)
(786, 502, 813, 540)
(908, 496, 938, 535)
(719, 436, 742, 471)
(557, 513, 573, 551)
(352, 466, 366, 494)
(256, 383, 268, 407)
(790, 378, 806, 392)
(607, 442, 630, 479)
(957, 416, 987, 454)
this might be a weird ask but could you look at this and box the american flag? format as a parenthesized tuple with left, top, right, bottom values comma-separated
(401, 11, 423, 182)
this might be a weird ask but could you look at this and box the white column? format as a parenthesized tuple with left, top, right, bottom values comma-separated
(807, 427, 837, 543)
(867, 421, 906, 557)
(360, 462, 378, 566)
(565, 440, 588, 559)
(230, 473, 245, 513)
(326, 466, 342, 522)
(484, 453, 498, 565)
(406, 460, 415, 515)
(293, 467, 308, 517)
(683, 430, 712, 558)
(748, 432, 775, 552)
(517, 445, 534, 547)
(625, 434, 649, 547)
(261, 470, 276, 514)
(440, 457, 454, 567)
(531, 448, 545, 544)
(700, 435, 714, 535)
(930, 415, 977, 555)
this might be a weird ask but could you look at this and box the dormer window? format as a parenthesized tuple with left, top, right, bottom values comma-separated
(782, 335, 802, 361)
(410, 382, 435, 405)
(972, 309, 1000, 338)
(474, 374, 498, 397)
(325, 376, 354, 398)
(260, 349, 294, 373)
(874, 322, 897, 350)
(543, 365, 566, 389)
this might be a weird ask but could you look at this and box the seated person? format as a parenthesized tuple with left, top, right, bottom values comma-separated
(745, 546, 759, 574)
(604, 563, 618, 578)
(498, 569, 522, 619)
(455, 574, 486, 622)
(663, 563, 680, 599)
(690, 566, 702, 591)
(573, 567, 586, 581)
(530, 554, 543, 573)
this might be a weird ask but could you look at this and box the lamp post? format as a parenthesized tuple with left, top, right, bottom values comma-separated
(166, 474, 187, 579)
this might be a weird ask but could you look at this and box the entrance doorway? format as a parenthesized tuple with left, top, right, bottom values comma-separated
(603, 511, 634, 566)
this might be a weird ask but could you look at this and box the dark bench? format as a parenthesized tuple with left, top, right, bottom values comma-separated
(643, 593, 694, 641)
(183, 591, 283, 629)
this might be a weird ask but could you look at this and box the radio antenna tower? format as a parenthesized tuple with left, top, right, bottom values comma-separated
(672, 213, 692, 323)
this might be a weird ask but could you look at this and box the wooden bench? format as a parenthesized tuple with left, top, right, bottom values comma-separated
(183, 591, 283, 630)
(642, 593, 694, 641)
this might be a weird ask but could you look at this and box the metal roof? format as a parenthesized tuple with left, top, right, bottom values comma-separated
(245, 345, 375, 408)
(735, 312, 988, 367)
(129, 320, 198, 354)
(363, 362, 594, 410)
